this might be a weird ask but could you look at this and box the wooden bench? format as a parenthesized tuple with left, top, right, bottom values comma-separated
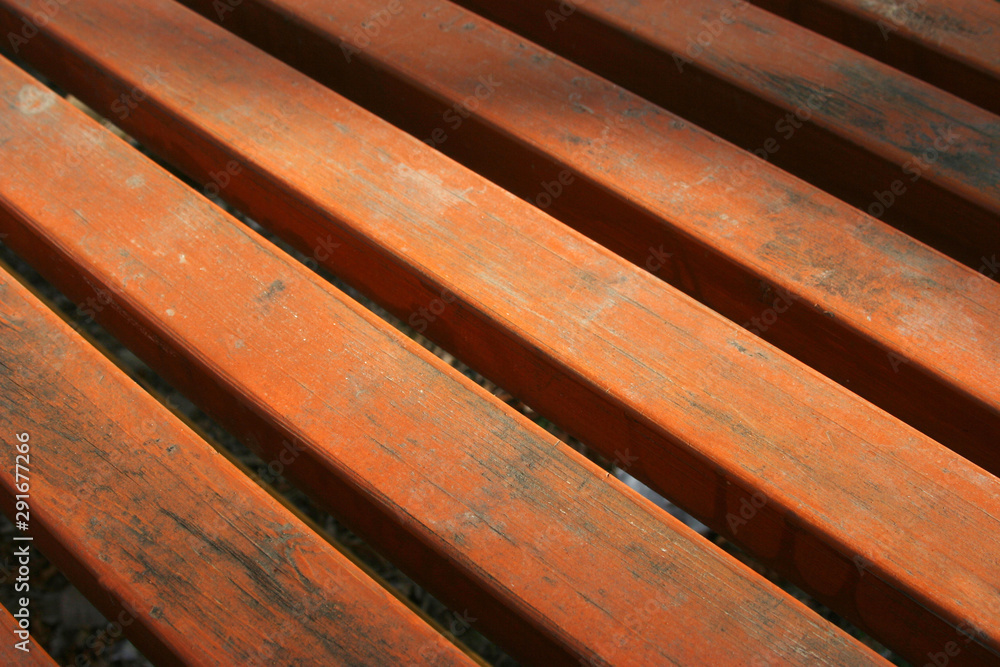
(0, 0, 997, 664)
(747, 0, 1000, 116)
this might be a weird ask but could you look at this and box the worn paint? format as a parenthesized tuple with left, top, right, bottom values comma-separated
(159, 0, 1000, 466)
(749, 0, 1000, 115)
(0, 0, 997, 663)
(0, 265, 474, 666)
(0, 53, 883, 665)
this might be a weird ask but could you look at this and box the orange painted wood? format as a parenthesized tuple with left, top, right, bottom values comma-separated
(0, 270, 474, 666)
(446, 0, 1000, 270)
(0, 61, 885, 666)
(0, 605, 57, 666)
(748, 0, 1000, 116)
(167, 0, 1000, 464)
(0, 7, 996, 664)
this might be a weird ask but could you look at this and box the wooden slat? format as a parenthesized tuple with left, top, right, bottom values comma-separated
(0, 4, 996, 664)
(445, 0, 1000, 269)
(0, 268, 474, 666)
(0, 60, 883, 667)
(133, 366, 490, 667)
(168, 0, 1000, 464)
(0, 604, 58, 666)
(749, 0, 1000, 116)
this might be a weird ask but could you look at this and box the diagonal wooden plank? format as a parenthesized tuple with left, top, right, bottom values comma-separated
(1, 2, 998, 662)
(448, 0, 1000, 269)
(0, 6, 995, 664)
(748, 0, 1000, 116)
(0, 603, 58, 666)
(0, 59, 885, 666)
(0, 267, 475, 667)
(164, 0, 1000, 463)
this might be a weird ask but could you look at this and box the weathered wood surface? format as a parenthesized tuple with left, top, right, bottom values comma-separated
(0, 267, 475, 666)
(450, 0, 1000, 269)
(166, 0, 1000, 463)
(0, 604, 58, 666)
(0, 58, 885, 666)
(0, 3, 998, 663)
(749, 0, 1000, 116)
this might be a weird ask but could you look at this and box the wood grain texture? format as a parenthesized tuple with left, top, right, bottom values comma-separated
(0, 4, 996, 663)
(448, 0, 1000, 268)
(749, 0, 1000, 116)
(0, 269, 474, 666)
(0, 60, 884, 666)
(0, 604, 58, 666)
(168, 0, 1000, 463)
